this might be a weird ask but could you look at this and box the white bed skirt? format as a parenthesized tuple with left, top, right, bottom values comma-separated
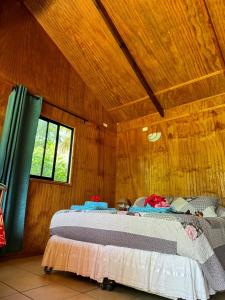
(42, 235, 215, 300)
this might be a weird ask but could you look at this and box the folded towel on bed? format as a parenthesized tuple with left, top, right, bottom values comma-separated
(129, 205, 172, 213)
(70, 201, 109, 211)
(70, 205, 96, 211)
(84, 201, 108, 209)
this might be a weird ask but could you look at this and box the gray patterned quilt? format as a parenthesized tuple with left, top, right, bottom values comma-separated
(50, 210, 225, 291)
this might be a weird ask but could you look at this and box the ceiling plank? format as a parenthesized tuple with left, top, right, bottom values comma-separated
(24, 0, 152, 115)
(110, 98, 156, 122)
(101, 0, 223, 91)
(94, 0, 164, 117)
(205, 0, 225, 62)
(202, 0, 225, 67)
(158, 70, 225, 109)
(24, 0, 225, 121)
(108, 70, 225, 116)
(108, 96, 149, 112)
(118, 92, 225, 132)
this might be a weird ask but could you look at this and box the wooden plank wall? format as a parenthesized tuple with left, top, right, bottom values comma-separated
(116, 96, 225, 206)
(0, 0, 115, 128)
(0, 0, 116, 255)
(23, 103, 116, 254)
(0, 82, 11, 135)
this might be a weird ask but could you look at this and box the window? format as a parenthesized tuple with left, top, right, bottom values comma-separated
(30, 117, 73, 183)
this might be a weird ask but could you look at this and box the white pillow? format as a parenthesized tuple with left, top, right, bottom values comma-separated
(133, 197, 147, 207)
(216, 205, 225, 217)
(171, 196, 218, 217)
(203, 206, 217, 217)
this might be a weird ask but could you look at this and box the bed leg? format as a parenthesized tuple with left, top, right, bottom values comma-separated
(100, 278, 115, 291)
(44, 266, 53, 274)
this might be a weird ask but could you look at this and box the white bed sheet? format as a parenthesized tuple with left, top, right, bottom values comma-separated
(42, 235, 215, 300)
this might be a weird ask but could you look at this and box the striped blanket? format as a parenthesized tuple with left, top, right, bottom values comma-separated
(50, 210, 225, 291)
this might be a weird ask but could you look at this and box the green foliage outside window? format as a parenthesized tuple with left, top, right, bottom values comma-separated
(30, 117, 73, 183)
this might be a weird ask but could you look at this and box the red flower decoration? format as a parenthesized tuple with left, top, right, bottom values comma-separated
(144, 194, 168, 207)
(90, 195, 101, 202)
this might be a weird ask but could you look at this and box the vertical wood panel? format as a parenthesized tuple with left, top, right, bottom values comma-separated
(23, 103, 116, 254)
(0, 81, 11, 135)
(0, 0, 117, 255)
(0, 0, 114, 127)
(116, 102, 225, 206)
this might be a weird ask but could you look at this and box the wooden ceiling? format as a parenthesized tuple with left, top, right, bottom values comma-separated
(24, 0, 225, 122)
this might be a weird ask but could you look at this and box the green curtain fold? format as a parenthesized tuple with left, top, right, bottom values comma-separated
(0, 85, 42, 254)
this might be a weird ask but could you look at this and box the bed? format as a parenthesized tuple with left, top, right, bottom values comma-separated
(42, 206, 225, 300)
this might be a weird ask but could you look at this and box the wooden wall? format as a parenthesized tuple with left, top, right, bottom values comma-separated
(2, 0, 225, 256)
(23, 103, 116, 254)
(0, 82, 11, 135)
(0, 0, 114, 127)
(0, 0, 116, 255)
(116, 95, 225, 205)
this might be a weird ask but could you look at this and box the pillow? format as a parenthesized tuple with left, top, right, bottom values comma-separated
(216, 205, 225, 217)
(133, 197, 147, 207)
(164, 196, 175, 204)
(171, 196, 218, 217)
(202, 206, 217, 217)
(171, 197, 195, 214)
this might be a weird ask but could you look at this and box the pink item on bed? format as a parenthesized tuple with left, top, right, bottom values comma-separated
(185, 225, 198, 240)
(155, 202, 170, 208)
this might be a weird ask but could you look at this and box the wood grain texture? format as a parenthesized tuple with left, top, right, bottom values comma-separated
(157, 70, 225, 109)
(206, 0, 225, 61)
(24, 0, 148, 109)
(0, 0, 117, 254)
(108, 70, 225, 119)
(102, 0, 223, 91)
(23, 102, 116, 254)
(0, 81, 11, 135)
(118, 93, 225, 132)
(116, 96, 225, 205)
(24, 0, 225, 121)
(110, 98, 155, 122)
(0, 0, 114, 127)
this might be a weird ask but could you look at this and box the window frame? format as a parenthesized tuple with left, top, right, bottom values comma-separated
(30, 116, 74, 183)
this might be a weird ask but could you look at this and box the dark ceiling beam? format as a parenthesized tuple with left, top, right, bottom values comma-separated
(94, 0, 164, 117)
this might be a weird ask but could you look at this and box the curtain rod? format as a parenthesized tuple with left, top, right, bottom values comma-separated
(9, 84, 87, 123)
(43, 100, 88, 123)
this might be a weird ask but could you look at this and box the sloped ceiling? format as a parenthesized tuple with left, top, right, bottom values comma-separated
(24, 0, 225, 122)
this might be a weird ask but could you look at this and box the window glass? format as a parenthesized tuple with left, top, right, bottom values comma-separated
(54, 126, 72, 182)
(30, 117, 73, 183)
(42, 122, 57, 178)
(30, 119, 47, 176)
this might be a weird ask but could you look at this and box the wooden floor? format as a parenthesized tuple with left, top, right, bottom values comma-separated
(0, 256, 224, 300)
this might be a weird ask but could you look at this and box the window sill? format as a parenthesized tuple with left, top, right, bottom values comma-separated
(29, 177, 72, 187)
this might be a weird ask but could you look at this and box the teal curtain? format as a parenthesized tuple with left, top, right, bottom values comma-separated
(0, 86, 42, 254)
